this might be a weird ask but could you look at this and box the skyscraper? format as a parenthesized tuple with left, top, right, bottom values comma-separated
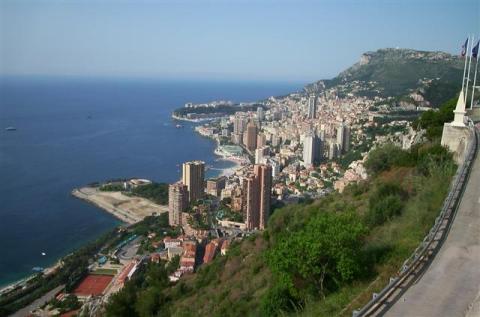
(168, 182, 188, 226)
(255, 164, 272, 230)
(243, 175, 259, 230)
(303, 131, 322, 167)
(233, 113, 247, 135)
(243, 164, 272, 230)
(336, 122, 351, 154)
(307, 94, 317, 119)
(244, 121, 258, 152)
(257, 107, 264, 121)
(257, 133, 266, 148)
(343, 125, 351, 153)
(182, 160, 205, 202)
(303, 132, 315, 167)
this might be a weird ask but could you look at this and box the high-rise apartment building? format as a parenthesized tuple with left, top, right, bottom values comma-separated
(244, 121, 258, 152)
(168, 182, 188, 226)
(255, 164, 272, 230)
(243, 175, 259, 230)
(257, 133, 266, 148)
(257, 107, 264, 121)
(307, 94, 317, 119)
(303, 131, 323, 167)
(243, 164, 272, 230)
(303, 132, 315, 167)
(336, 122, 351, 154)
(182, 160, 205, 202)
(233, 114, 247, 135)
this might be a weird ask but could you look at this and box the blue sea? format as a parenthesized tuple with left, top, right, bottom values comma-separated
(0, 77, 302, 286)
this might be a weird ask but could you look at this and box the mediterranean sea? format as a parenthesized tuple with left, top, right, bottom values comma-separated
(0, 77, 302, 286)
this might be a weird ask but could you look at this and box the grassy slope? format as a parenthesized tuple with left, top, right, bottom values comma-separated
(166, 236, 272, 317)
(299, 164, 455, 316)
(162, 155, 454, 317)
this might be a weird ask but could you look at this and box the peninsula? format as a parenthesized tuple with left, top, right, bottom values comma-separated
(72, 179, 169, 224)
(172, 100, 265, 121)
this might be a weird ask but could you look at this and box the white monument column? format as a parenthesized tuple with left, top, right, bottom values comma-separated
(451, 90, 467, 127)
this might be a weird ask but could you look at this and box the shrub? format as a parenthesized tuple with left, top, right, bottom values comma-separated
(414, 96, 456, 140)
(365, 144, 412, 175)
(366, 183, 406, 227)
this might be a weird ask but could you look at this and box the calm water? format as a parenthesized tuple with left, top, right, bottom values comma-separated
(0, 77, 302, 286)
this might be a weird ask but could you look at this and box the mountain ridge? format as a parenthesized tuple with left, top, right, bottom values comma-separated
(304, 48, 464, 107)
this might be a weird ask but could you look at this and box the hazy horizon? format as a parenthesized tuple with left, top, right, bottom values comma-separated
(1, 0, 479, 82)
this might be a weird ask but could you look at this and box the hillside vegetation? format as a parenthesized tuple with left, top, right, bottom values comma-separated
(306, 48, 463, 107)
(105, 137, 456, 317)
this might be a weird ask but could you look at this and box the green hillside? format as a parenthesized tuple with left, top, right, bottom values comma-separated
(104, 113, 456, 317)
(306, 48, 464, 107)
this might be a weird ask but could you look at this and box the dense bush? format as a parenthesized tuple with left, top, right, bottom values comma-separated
(366, 142, 453, 178)
(365, 143, 413, 174)
(366, 185, 405, 227)
(414, 96, 456, 140)
(131, 183, 169, 205)
(265, 211, 367, 314)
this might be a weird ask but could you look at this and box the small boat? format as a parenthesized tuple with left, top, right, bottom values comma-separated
(41, 252, 46, 256)
(32, 267, 44, 272)
(5, 127, 16, 131)
(176, 124, 183, 128)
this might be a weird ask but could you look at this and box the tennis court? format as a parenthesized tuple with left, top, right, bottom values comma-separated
(73, 274, 113, 296)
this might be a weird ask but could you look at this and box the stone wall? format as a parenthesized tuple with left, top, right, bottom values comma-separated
(441, 123, 475, 164)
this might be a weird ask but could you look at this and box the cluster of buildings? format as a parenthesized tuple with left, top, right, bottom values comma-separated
(168, 160, 205, 227)
(168, 158, 273, 232)
(165, 81, 418, 282)
(192, 87, 375, 201)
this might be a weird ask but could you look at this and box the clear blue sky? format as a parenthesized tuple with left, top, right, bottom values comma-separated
(1, 0, 479, 82)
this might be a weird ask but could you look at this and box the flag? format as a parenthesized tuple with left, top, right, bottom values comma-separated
(473, 41, 479, 59)
(461, 38, 469, 57)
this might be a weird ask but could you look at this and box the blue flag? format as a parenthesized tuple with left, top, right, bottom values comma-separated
(461, 38, 469, 57)
(473, 41, 479, 59)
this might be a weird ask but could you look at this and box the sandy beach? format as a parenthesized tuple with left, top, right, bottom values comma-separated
(72, 187, 168, 225)
(217, 159, 242, 177)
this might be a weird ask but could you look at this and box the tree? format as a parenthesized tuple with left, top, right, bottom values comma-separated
(414, 96, 456, 140)
(105, 282, 138, 317)
(135, 288, 165, 317)
(266, 211, 367, 300)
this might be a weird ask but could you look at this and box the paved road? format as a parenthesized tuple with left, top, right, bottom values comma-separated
(386, 144, 480, 317)
(10, 285, 65, 317)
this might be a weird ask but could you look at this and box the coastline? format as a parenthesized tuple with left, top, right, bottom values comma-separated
(72, 187, 168, 225)
(172, 113, 227, 123)
(217, 158, 242, 177)
(3, 111, 241, 299)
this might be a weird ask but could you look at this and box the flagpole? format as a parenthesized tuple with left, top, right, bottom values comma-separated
(470, 49, 479, 109)
(461, 35, 470, 93)
(465, 35, 475, 104)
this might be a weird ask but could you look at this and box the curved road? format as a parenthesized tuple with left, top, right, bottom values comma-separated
(386, 140, 480, 317)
